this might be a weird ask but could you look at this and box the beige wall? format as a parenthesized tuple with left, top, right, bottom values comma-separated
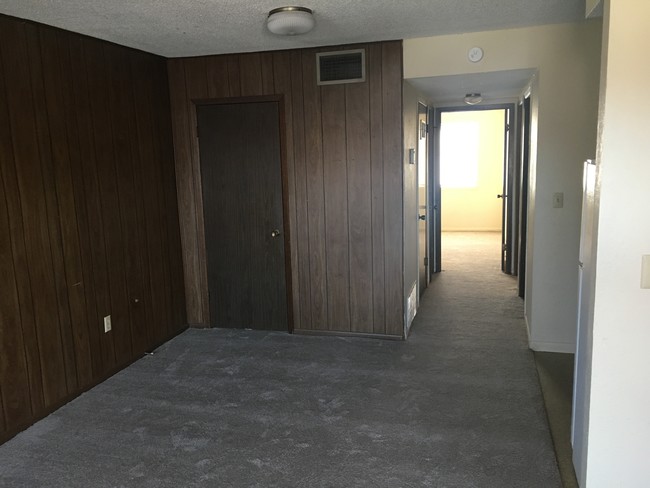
(404, 21, 602, 352)
(441, 109, 504, 232)
(583, 1, 650, 484)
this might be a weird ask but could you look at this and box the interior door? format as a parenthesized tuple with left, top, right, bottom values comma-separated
(417, 103, 429, 295)
(500, 107, 514, 274)
(431, 109, 442, 273)
(197, 100, 289, 331)
(518, 96, 531, 298)
(572, 159, 597, 487)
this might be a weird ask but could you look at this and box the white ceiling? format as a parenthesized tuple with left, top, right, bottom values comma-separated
(0, 0, 586, 58)
(408, 69, 537, 105)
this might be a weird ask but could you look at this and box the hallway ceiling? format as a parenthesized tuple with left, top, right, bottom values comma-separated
(0, 0, 586, 58)
(408, 69, 537, 105)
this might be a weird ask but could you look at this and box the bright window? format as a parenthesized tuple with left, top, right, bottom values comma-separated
(440, 120, 479, 188)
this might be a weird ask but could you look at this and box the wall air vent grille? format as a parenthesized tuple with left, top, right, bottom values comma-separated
(316, 49, 366, 86)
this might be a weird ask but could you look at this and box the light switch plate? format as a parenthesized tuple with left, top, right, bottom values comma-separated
(104, 315, 112, 333)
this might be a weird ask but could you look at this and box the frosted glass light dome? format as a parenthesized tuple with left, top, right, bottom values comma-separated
(267, 7, 314, 36)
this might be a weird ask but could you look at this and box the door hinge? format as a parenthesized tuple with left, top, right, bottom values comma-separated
(505, 124, 511, 132)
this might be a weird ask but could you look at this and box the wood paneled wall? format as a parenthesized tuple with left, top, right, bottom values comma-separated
(168, 41, 404, 337)
(0, 15, 186, 442)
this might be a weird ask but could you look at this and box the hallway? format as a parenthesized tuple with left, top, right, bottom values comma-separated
(0, 232, 560, 487)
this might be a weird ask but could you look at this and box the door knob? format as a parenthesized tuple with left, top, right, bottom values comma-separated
(418, 215, 426, 221)
(497, 194, 507, 199)
(271, 229, 281, 237)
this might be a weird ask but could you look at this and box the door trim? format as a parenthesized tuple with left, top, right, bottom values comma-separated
(431, 103, 517, 274)
(193, 95, 295, 332)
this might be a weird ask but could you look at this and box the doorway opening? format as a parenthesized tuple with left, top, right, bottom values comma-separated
(433, 106, 517, 279)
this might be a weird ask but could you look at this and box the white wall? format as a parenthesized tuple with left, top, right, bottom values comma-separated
(404, 21, 602, 352)
(584, 1, 650, 485)
(441, 109, 504, 232)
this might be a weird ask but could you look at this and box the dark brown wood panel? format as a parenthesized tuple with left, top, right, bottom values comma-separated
(346, 72, 374, 334)
(287, 51, 311, 331)
(60, 34, 102, 383)
(127, 54, 157, 352)
(381, 42, 404, 336)
(69, 35, 109, 378)
(0, 14, 186, 442)
(368, 43, 387, 335)
(167, 41, 404, 337)
(37, 26, 89, 389)
(0, 38, 46, 415)
(321, 84, 351, 331)
(105, 43, 145, 359)
(301, 49, 329, 330)
(183, 57, 210, 326)
(260, 53, 275, 95)
(152, 58, 187, 337)
(0, 167, 33, 428)
(206, 56, 230, 99)
(0, 386, 5, 433)
(26, 25, 80, 395)
(239, 53, 263, 96)
(226, 55, 241, 97)
(86, 43, 121, 370)
(148, 55, 180, 341)
(133, 55, 175, 345)
(0, 17, 69, 406)
(271, 52, 302, 328)
(167, 58, 206, 326)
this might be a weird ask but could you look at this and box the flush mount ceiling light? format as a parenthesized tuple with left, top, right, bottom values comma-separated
(267, 6, 315, 36)
(464, 93, 483, 105)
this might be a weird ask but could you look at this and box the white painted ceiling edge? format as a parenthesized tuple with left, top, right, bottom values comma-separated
(0, 0, 585, 58)
(407, 69, 537, 105)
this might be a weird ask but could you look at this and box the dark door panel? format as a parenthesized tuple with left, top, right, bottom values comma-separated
(198, 101, 288, 330)
(418, 102, 429, 295)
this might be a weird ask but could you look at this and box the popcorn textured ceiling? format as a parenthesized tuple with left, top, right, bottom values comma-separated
(0, 0, 585, 57)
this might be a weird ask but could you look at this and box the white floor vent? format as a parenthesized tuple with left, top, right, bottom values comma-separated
(406, 283, 417, 336)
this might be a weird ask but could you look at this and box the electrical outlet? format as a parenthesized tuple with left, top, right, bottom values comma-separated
(553, 192, 564, 208)
(103, 315, 112, 333)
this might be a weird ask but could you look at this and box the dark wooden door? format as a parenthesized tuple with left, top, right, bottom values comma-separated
(431, 109, 442, 273)
(500, 107, 513, 274)
(417, 103, 429, 295)
(518, 96, 531, 298)
(197, 101, 288, 330)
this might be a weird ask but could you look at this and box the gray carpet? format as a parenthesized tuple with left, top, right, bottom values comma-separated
(0, 232, 561, 487)
(534, 352, 578, 488)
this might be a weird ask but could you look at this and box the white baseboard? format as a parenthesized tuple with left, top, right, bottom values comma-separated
(529, 341, 576, 354)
